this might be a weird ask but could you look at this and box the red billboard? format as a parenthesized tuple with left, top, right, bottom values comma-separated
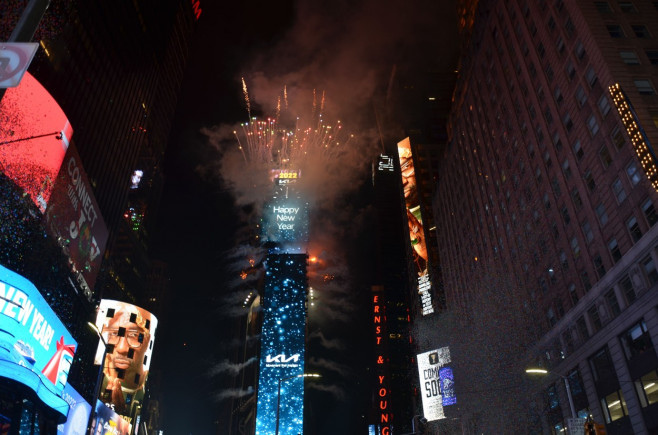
(45, 144, 108, 296)
(0, 71, 72, 213)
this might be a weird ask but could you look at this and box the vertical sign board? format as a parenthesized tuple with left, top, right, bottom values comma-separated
(0, 264, 77, 418)
(0, 71, 73, 213)
(371, 286, 392, 434)
(397, 138, 434, 316)
(93, 300, 158, 433)
(90, 400, 132, 435)
(416, 347, 457, 421)
(45, 144, 108, 297)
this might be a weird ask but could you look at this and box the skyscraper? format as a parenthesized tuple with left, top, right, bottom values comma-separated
(433, 0, 658, 432)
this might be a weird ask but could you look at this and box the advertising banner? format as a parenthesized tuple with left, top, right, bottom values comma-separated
(0, 264, 77, 417)
(58, 384, 92, 435)
(90, 400, 132, 435)
(45, 144, 108, 296)
(93, 300, 158, 427)
(261, 169, 309, 248)
(0, 72, 73, 213)
(397, 138, 434, 315)
(417, 347, 456, 421)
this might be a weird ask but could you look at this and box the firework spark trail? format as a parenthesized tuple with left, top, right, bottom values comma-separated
(241, 77, 251, 120)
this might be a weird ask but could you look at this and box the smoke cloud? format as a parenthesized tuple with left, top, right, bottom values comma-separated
(214, 386, 254, 402)
(208, 357, 258, 377)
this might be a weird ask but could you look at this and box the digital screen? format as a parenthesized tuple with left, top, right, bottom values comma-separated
(0, 264, 77, 417)
(255, 254, 307, 435)
(0, 72, 73, 213)
(93, 300, 158, 426)
(90, 400, 132, 435)
(397, 138, 434, 315)
(261, 171, 309, 249)
(416, 347, 455, 421)
(58, 384, 92, 435)
(45, 144, 108, 296)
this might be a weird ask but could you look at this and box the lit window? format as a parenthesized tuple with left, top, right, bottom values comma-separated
(620, 50, 640, 64)
(634, 370, 658, 407)
(601, 390, 628, 422)
(627, 161, 642, 185)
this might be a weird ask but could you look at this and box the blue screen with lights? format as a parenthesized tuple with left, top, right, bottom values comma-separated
(255, 254, 307, 435)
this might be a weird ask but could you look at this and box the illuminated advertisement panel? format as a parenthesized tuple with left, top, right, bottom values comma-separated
(261, 170, 309, 248)
(0, 264, 77, 417)
(371, 286, 392, 434)
(90, 400, 132, 435)
(0, 72, 73, 213)
(255, 254, 307, 435)
(58, 384, 92, 435)
(93, 300, 158, 429)
(416, 347, 456, 421)
(45, 144, 108, 296)
(397, 138, 434, 316)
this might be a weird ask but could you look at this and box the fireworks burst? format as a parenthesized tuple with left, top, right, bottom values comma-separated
(233, 81, 353, 168)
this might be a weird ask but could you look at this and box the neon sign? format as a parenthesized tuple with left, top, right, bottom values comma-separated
(372, 287, 391, 433)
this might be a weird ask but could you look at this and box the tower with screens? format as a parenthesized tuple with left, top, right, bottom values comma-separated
(255, 169, 309, 435)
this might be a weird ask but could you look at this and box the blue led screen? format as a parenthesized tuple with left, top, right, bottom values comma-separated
(255, 254, 307, 435)
(0, 264, 77, 417)
(57, 384, 91, 435)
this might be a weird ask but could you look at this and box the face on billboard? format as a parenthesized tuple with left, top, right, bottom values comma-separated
(0, 265, 77, 415)
(0, 72, 72, 213)
(94, 300, 157, 416)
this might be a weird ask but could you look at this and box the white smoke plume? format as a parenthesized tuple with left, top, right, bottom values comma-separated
(308, 330, 345, 351)
(214, 386, 254, 402)
(208, 357, 258, 377)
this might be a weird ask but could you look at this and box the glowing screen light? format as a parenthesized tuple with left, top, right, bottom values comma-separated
(255, 254, 307, 435)
(0, 264, 77, 418)
(416, 347, 456, 421)
(0, 72, 73, 213)
(57, 384, 92, 435)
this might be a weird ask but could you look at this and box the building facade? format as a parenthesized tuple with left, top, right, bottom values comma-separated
(433, 0, 658, 432)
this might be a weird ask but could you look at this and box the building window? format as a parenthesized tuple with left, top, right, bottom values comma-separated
(582, 220, 594, 242)
(620, 320, 653, 359)
(594, 254, 606, 278)
(612, 178, 627, 203)
(627, 161, 642, 185)
(604, 289, 621, 317)
(611, 127, 625, 150)
(601, 389, 628, 423)
(642, 255, 658, 284)
(599, 145, 613, 168)
(595, 1, 612, 12)
(586, 66, 598, 87)
(554, 86, 564, 103)
(585, 170, 596, 191)
(587, 114, 600, 136)
(620, 50, 641, 64)
(563, 159, 572, 178)
(565, 61, 576, 81)
(572, 187, 583, 209)
(562, 206, 571, 224)
(588, 305, 602, 332)
(631, 25, 651, 38)
(634, 370, 658, 407)
(619, 1, 639, 12)
(569, 283, 578, 304)
(596, 203, 609, 225)
(577, 315, 590, 340)
(642, 199, 658, 226)
(598, 95, 611, 117)
(547, 307, 557, 326)
(589, 346, 615, 382)
(574, 41, 586, 61)
(620, 274, 636, 304)
(606, 24, 625, 38)
(556, 36, 565, 55)
(563, 113, 574, 131)
(628, 216, 643, 242)
(635, 79, 656, 95)
(575, 86, 587, 106)
(608, 238, 622, 262)
(581, 270, 592, 291)
(573, 139, 584, 159)
(646, 50, 658, 65)
(572, 237, 581, 256)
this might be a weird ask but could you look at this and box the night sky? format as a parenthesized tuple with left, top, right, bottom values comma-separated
(151, 1, 458, 433)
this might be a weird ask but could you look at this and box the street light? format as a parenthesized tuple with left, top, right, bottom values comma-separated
(525, 367, 577, 419)
(275, 373, 321, 435)
(87, 322, 109, 435)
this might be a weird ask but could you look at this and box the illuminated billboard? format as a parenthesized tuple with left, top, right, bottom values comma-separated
(261, 170, 309, 249)
(0, 71, 73, 213)
(90, 400, 132, 435)
(255, 254, 307, 435)
(0, 264, 77, 417)
(45, 144, 108, 297)
(93, 300, 158, 429)
(371, 286, 392, 434)
(416, 347, 456, 421)
(397, 138, 434, 316)
(58, 384, 92, 435)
